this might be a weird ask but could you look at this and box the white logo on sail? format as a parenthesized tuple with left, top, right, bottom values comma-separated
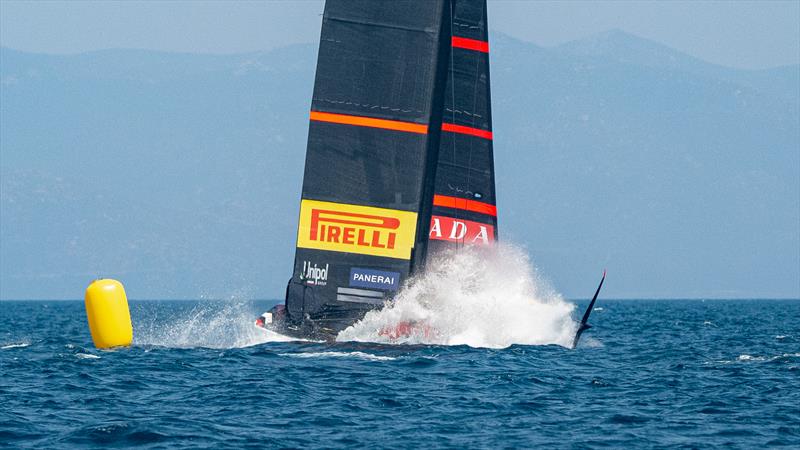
(429, 216, 493, 245)
(300, 261, 329, 286)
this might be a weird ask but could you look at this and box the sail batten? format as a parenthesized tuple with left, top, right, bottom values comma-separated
(433, 194, 497, 217)
(441, 122, 493, 140)
(310, 111, 429, 134)
(451, 36, 490, 52)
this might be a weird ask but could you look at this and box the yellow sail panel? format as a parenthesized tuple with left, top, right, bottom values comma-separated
(296, 199, 417, 260)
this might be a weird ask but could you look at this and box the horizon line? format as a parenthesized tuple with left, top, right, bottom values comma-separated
(2, 297, 799, 302)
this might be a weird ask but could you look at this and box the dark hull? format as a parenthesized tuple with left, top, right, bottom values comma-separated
(261, 315, 342, 342)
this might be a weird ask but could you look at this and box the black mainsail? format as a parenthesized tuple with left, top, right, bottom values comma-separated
(429, 0, 497, 251)
(281, 0, 497, 338)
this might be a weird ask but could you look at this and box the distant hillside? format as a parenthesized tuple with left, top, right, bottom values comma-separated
(1, 31, 798, 299)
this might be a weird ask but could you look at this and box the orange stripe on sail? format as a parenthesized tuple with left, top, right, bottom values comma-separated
(451, 36, 489, 53)
(441, 122, 493, 140)
(433, 194, 497, 217)
(310, 111, 428, 134)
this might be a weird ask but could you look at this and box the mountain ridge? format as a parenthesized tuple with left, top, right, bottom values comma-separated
(1, 32, 797, 299)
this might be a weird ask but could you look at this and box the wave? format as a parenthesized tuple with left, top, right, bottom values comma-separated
(280, 351, 397, 361)
(1, 342, 30, 350)
(737, 353, 800, 362)
(709, 353, 800, 364)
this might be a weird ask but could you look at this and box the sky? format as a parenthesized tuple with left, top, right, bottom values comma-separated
(1, 0, 798, 70)
(1, 0, 798, 300)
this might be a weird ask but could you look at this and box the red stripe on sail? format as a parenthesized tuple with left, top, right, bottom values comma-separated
(441, 122, 493, 140)
(310, 111, 428, 134)
(451, 36, 489, 53)
(433, 194, 497, 217)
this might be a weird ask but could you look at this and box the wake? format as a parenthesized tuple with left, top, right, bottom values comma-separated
(337, 243, 579, 349)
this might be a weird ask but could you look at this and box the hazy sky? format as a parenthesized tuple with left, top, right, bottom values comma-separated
(1, 0, 798, 70)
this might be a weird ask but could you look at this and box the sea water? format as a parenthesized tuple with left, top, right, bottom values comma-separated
(2, 299, 798, 448)
(1, 250, 798, 448)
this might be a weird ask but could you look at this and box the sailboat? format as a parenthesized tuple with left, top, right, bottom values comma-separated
(256, 0, 603, 346)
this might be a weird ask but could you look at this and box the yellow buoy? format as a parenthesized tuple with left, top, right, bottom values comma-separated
(84, 279, 133, 348)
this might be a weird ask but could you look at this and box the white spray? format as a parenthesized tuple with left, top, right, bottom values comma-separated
(337, 243, 579, 349)
(134, 300, 294, 349)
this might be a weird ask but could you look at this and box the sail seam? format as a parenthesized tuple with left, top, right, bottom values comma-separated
(326, 16, 438, 34)
(314, 98, 421, 114)
(453, 22, 480, 30)
(445, 107, 483, 119)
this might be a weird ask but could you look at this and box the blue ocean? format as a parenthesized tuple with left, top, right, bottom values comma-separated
(1, 297, 798, 448)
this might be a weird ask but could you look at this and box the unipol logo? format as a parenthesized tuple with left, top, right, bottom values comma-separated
(297, 200, 418, 260)
(429, 215, 494, 245)
(300, 261, 328, 286)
